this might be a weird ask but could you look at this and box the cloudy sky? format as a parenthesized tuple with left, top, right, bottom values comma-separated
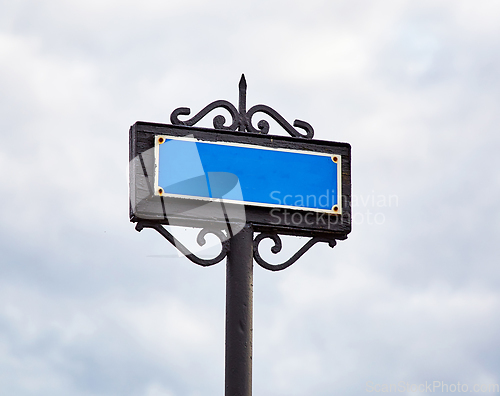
(1, 1, 500, 395)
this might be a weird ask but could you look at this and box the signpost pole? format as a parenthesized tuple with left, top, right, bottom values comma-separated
(225, 223, 253, 396)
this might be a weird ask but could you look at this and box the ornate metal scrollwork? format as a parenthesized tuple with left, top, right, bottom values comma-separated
(246, 104, 314, 139)
(136, 221, 230, 266)
(170, 100, 239, 131)
(253, 232, 337, 271)
(170, 75, 314, 139)
(136, 221, 337, 270)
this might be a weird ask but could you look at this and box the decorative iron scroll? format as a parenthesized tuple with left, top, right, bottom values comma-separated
(170, 75, 314, 139)
(136, 220, 337, 270)
(253, 232, 337, 271)
(136, 221, 230, 266)
(170, 100, 239, 131)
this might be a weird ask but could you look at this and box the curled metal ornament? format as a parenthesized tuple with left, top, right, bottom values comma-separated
(170, 100, 239, 131)
(253, 233, 337, 271)
(246, 104, 314, 139)
(136, 221, 229, 266)
(169, 75, 314, 139)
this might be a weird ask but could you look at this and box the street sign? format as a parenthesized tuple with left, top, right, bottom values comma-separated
(155, 135, 341, 213)
(130, 122, 351, 238)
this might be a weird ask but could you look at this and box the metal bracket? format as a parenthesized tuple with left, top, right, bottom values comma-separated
(170, 75, 314, 139)
(136, 221, 230, 266)
(136, 221, 337, 270)
(253, 232, 337, 271)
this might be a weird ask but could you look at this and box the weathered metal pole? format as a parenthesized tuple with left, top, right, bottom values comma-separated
(225, 223, 253, 396)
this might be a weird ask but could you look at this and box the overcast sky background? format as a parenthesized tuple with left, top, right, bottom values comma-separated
(1, 1, 500, 395)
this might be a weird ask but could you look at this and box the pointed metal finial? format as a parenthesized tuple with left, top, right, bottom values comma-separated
(238, 74, 247, 131)
(239, 74, 247, 90)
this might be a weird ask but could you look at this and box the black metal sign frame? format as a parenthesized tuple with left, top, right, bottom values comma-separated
(130, 122, 351, 237)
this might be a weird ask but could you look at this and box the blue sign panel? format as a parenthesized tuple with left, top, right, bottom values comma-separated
(155, 136, 341, 213)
